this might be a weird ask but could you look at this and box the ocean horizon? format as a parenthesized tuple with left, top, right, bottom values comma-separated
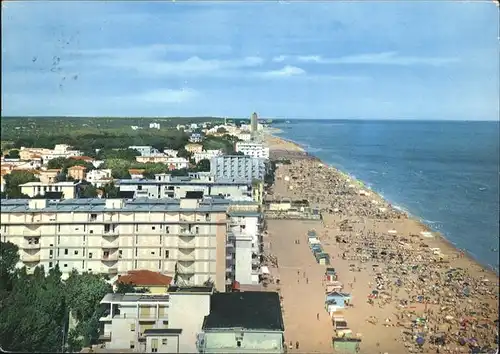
(274, 119, 500, 273)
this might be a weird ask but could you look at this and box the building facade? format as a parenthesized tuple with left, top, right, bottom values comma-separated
(198, 292, 285, 353)
(117, 174, 254, 201)
(0, 198, 229, 291)
(210, 155, 266, 183)
(235, 142, 270, 159)
(19, 181, 82, 199)
(99, 287, 212, 353)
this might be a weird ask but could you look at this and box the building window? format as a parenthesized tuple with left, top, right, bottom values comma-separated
(49, 262, 53, 268)
(130, 324, 135, 332)
(64, 249, 68, 255)
(90, 213, 97, 221)
(165, 250, 169, 259)
(162, 339, 168, 345)
(195, 226, 199, 234)
(64, 264, 68, 267)
(135, 224, 138, 232)
(166, 226, 170, 234)
(89, 252, 93, 259)
(74, 250, 78, 255)
(57, 235, 60, 244)
(159, 235, 162, 243)
(135, 249, 138, 257)
(152, 226, 156, 230)
(130, 342, 135, 349)
(89, 230, 93, 234)
(57, 224, 61, 232)
(50, 250, 53, 256)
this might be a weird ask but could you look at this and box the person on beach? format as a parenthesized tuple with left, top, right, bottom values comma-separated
(306, 277, 309, 284)
(317, 313, 320, 320)
(295, 341, 299, 350)
(289, 341, 293, 350)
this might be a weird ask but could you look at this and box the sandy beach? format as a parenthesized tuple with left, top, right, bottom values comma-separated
(262, 133, 499, 354)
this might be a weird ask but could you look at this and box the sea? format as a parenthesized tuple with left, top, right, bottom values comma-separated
(274, 119, 500, 273)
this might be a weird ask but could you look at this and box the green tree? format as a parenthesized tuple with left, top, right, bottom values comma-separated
(0, 241, 19, 293)
(4, 170, 38, 198)
(6, 149, 20, 159)
(216, 127, 228, 134)
(115, 282, 150, 294)
(196, 159, 211, 172)
(80, 184, 98, 198)
(102, 182, 120, 198)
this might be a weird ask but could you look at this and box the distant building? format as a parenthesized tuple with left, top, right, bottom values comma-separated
(193, 150, 223, 164)
(128, 169, 145, 179)
(198, 291, 285, 353)
(116, 270, 173, 294)
(164, 149, 179, 158)
(210, 155, 266, 183)
(250, 112, 258, 137)
(189, 133, 203, 143)
(19, 181, 82, 199)
(67, 165, 87, 181)
(117, 174, 253, 200)
(128, 146, 161, 157)
(235, 142, 269, 159)
(185, 144, 203, 154)
(149, 123, 161, 130)
(86, 169, 113, 188)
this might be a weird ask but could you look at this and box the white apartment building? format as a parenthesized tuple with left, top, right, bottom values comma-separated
(166, 157, 190, 170)
(99, 287, 212, 353)
(210, 155, 266, 183)
(20, 181, 82, 199)
(0, 197, 228, 291)
(235, 142, 270, 159)
(86, 169, 113, 188)
(193, 150, 222, 164)
(0, 197, 262, 289)
(118, 174, 254, 201)
(129, 146, 161, 157)
(149, 123, 161, 130)
(163, 149, 179, 158)
(41, 144, 83, 163)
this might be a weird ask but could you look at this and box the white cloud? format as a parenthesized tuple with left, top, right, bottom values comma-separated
(272, 55, 287, 62)
(134, 88, 198, 103)
(65, 45, 264, 77)
(261, 65, 306, 77)
(295, 52, 460, 66)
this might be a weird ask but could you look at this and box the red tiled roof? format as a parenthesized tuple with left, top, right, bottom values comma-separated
(128, 169, 145, 174)
(70, 156, 94, 161)
(117, 270, 173, 286)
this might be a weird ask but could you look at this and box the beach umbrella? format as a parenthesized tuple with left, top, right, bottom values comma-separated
(416, 336, 425, 346)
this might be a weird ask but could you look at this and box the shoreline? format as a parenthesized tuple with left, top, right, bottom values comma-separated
(265, 132, 499, 276)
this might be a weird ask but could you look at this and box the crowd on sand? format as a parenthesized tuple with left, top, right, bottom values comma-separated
(264, 134, 499, 354)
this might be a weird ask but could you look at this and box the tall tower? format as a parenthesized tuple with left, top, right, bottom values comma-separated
(250, 112, 258, 137)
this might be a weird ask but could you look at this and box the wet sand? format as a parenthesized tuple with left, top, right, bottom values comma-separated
(263, 133, 499, 354)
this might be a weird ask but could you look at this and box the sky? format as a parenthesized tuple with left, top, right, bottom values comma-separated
(1, 1, 499, 120)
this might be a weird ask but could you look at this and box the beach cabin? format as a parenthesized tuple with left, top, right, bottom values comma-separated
(308, 238, 321, 247)
(315, 252, 330, 265)
(332, 338, 361, 353)
(325, 268, 337, 282)
(325, 281, 343, 293)
(325, 292, 352, 310)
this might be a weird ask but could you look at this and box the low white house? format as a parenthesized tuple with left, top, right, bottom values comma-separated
(235, 142, 269, 159)
(193, 150, 222, 164)
(86, 169, 113, 188)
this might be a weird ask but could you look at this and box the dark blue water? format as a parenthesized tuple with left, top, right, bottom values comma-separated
(276, 120, 500, 272)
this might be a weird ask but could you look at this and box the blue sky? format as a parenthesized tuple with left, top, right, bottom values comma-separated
(2, 1, 499, 120)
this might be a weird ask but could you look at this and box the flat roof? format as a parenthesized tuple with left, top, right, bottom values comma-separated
(202, 291, 284, 331)
(144, 328, 182, 336)
(118, 178, 250, 186)
(0, 197, 230, 213)
(101, 293, 170, 303)
(20, 181, 80, 187)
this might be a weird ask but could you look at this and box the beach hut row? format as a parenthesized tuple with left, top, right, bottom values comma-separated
(307, 230, 331, 265)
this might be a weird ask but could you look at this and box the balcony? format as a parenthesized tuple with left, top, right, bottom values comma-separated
(21, 253, 40, 262)
(22, 242, 41, 250)
(101, 238, 119, 248)
(22, 229, 41, 237)
(180, 215, 195, 222)
(178, 252, 195, 262)
(177, 265, 195, 274)
(101, 253, 119, 262)
(178, 239, 195, 249)
(179, 228, 196, 236)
